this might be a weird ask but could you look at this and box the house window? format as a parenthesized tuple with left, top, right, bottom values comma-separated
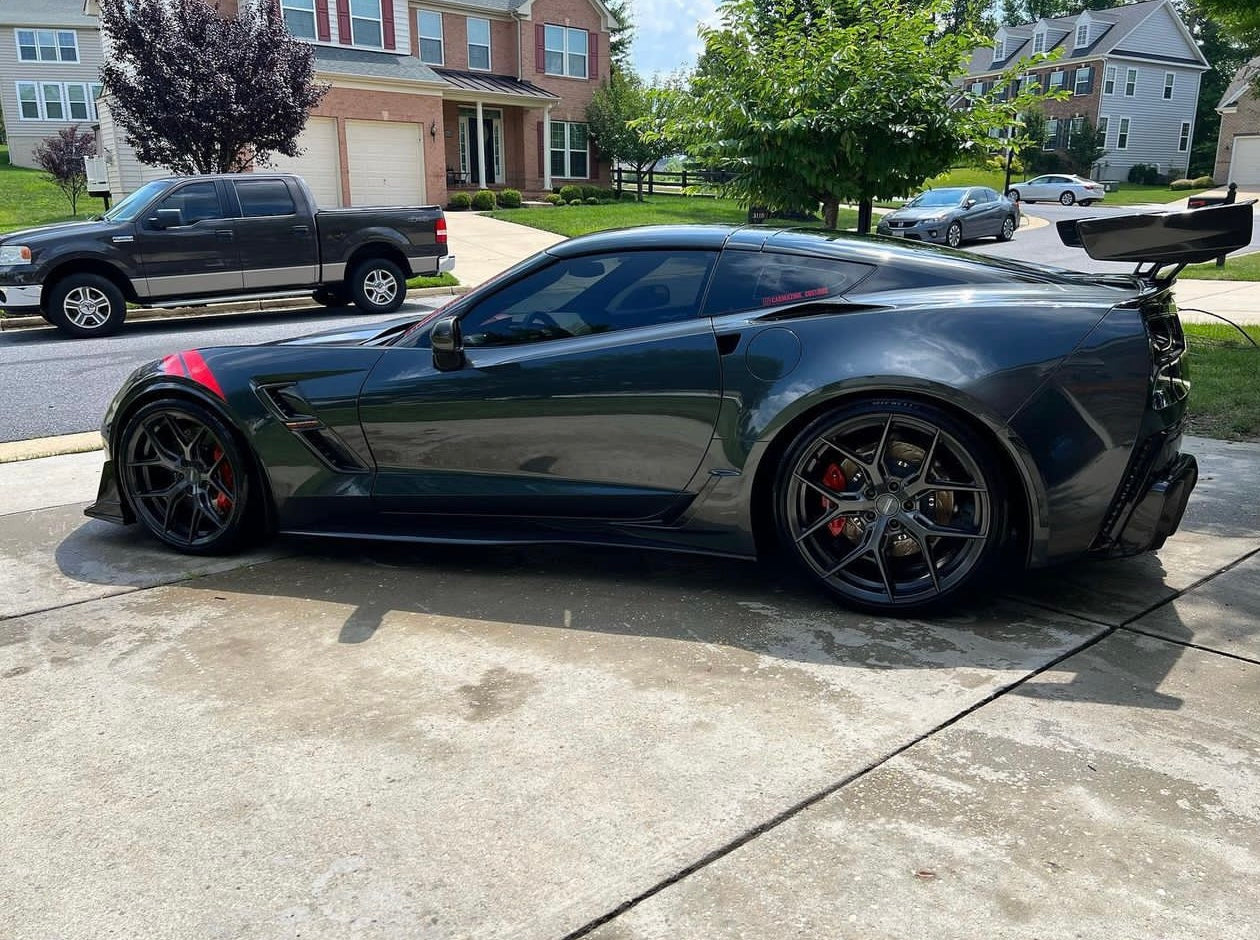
(1116, 117, 1130, 149)
(1124, 67, 1137, 96)
(1178, 121, 1190, 152)
(1104, 65, 1116, 94)
(970, 81, 983, 94)
(1069, 116, 1085, 143)
(1033, 31, 1046, 54)
(993, 39, 1004, 60)
(41, 83, 66, 121)
(550, 121, 588, 178)
(1074, 67, 1091, 95)
(417, 10, 443, 64)
(282, 0, 317, 40)
(1050, 70, 1065, 89)
(16, 82, 40, 120)
(16, 29, 78, 62)
(66, 83, 90, 121)
(1163, 72, 1175, 99)
(1075, 23, 1088, 47)
(544, 25, 588, 79)
(467, 17, 490, 70)
(1097, 115, 1109, 144)
(350, 0, 383, 48)
(1044, 119, 1058, 150)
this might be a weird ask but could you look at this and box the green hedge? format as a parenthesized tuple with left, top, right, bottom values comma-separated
(448, 192, 472, 210)
(471, 189, 496, 210)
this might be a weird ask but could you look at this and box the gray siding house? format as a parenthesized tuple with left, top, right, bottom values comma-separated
(0, 0, 104, 168)
(962, 0, 1208, 181)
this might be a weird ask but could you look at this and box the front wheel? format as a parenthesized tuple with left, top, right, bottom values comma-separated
(773, 399, 1009, 613)
(1060, 191, 1076, 206)
(945, 221, 963, 248)
(997, 215, 1016, 242)
(1006, 189, 1021, 202)
(349, 258, 406, 315)
(46, 273, 126, 338)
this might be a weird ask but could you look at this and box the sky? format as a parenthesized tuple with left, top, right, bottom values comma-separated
(628, 0, 721, 78)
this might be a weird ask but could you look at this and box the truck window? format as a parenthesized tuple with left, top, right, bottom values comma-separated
(154, 181, 224, 225)
(233, 179, 297, 218)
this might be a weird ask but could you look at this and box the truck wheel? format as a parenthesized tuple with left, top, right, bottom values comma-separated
(349, 258, 406, 315)
(313, 286, 350, 308)
(46, 273, 127, 338)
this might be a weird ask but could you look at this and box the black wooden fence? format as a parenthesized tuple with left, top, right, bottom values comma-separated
(612, 166, 737, 194)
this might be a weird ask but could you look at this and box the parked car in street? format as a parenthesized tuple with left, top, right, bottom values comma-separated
(875, 187, 1018, 247)
(0, 174, 452, 338)
(1007, 174, 1106, 206)
(84, 203, 1255, 614)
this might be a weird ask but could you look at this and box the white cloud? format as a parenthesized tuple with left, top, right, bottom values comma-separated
(628, 0, 721, 77)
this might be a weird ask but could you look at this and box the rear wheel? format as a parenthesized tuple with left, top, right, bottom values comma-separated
(997, 215, 1016, 241)
(1060, 191, 1076, 206)
(773, 399, 1008, 613)
(46, 273, 126, 338)
(118, 400, 255, 555)
(349, 258, 406, 315)
(313, 286, 350, 308)
(1007, 189, 1021, 202)
(945, 221, 963, 248)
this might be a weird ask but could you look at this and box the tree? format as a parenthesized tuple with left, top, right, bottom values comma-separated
(663, 0, 1053, 231)
(606, 0, 635, 72)
(1192, 0, 1260, 43)
(1017, 108, 1048, 172)
(586, 72, 676, 200)
(1065, 116, 1107, 174)
(999, 1, 1113, 25)
(1176, 1, 1260, 175)
(33, 125, 96, 216)
(97, 0, 328, 174)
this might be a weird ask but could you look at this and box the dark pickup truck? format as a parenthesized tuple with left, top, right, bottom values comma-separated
(0, 173, 452, 338)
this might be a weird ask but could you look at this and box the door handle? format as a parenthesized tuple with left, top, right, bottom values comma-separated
(215, 229, 234, 240)
(716, 332, 741, 356)
(292, 225, 311, 236)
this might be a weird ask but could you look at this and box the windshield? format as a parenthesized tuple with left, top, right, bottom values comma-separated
(906, 189, 967, 208)
(103, 180, 170, 221)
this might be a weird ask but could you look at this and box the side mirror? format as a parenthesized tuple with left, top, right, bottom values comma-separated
(431, 314, 465, 372)
(149, 208, 184, 229)
(964, 199, 977, 209)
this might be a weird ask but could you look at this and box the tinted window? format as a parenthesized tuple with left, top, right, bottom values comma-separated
(459, 250, 716, 348)
(972, 189, 994, 204)
(702, 251, 873, 317)
(155, 182, 223, 225)
(234, 179, 296, 217)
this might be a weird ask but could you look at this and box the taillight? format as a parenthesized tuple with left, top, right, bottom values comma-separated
(435, 216, 447, 245)
(159, 349, 225, 399)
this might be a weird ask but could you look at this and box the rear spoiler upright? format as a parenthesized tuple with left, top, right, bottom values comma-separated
(1057, 200, 1255, 284)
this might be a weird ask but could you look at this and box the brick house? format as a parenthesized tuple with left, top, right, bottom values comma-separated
(1213, 55, 1260, 186)
(80, 0, 614, 206)
(960, 0, 1207, 181)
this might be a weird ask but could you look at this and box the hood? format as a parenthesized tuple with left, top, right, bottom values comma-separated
(885, 206, 961, 223)
(0, 218, 119, 245)
(269, 315, 421, 347)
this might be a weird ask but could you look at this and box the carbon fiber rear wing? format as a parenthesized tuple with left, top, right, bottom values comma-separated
(1057, 200, 1255, 283)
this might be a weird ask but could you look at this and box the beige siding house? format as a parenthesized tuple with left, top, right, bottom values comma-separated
(0, 0, 105, 168)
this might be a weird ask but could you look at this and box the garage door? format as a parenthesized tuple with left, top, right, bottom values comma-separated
(345, 120, 425, 206)
(1231, 135, 1260, 186)
(266, 116, 342, 208)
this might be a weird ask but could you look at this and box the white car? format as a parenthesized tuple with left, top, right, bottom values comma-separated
(1007, 174, 1106, 207)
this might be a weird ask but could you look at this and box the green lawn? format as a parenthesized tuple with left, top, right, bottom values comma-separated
(1180, 251, 1260, 281)
(406, 271, 459, 289)
(925, 166, 1203, 205)
(483, 195, 857, 238)
(1183, 323, 1260, 441)
(0, 145, 100, 233)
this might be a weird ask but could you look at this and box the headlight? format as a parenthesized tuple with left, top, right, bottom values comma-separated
(0, 245, 32, 265)
(924, 216, 947, 224)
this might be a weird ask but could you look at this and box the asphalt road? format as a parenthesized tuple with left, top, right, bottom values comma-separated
(0, 300, 440, 443)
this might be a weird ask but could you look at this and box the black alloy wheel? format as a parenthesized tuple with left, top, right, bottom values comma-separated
(998, 215, 1016, 242)
(946, 221, 963, 248)
(1059, 191, 1076, 206)
(119, 400, 254, 555)
(775, 399, 1008, 613)
(350, 258, 407, 314)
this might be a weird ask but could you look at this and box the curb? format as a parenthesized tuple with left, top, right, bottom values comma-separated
(0, 432, 102, 464)
(0, 284, 469, 332)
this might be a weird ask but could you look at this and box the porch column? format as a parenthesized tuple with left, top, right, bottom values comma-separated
(475, 100, 486, 189)
(543, 104, 552, 192)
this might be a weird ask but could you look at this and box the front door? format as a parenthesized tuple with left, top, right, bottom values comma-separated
(461, 111, 502, 186)
(134, 179, 242, 300)
(358, 249, 723, 520)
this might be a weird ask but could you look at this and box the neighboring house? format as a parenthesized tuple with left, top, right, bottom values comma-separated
(1213, 55, 1260, 186)
(961, 0, 1207, 181)
(0, 0, 104, 168)
(84, 0, 613, 207)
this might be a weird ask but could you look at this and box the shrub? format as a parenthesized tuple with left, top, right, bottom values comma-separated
(448, 191, 472, 210)
(496, 187, 522, 208)
(471, 189, 496, 210)
(1127, 163, 1161, 185)
(580, 185, 604, 200)
(568, 198, 584, 206)
(544, 193, 564, 205)
(1192, 175, 1216, 188)
(585, 196, 599, 204)
(1169, 178, 1195, 190)
(558, 184, 583, 203)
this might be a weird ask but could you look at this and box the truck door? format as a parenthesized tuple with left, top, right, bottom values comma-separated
(134, 180, 243, 300)
(228, 178, 319, 291)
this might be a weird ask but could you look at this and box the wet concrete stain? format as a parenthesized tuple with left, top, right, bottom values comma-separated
(457, 667, 540, 721)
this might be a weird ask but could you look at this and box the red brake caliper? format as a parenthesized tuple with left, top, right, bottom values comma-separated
(212, 445, 233, 513)
(821, 462, 847, 536)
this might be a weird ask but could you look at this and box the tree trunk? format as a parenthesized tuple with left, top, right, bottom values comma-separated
(636, 163, 645, 202)
(822, 197, 839, 230)
(857, 197, 874, 235)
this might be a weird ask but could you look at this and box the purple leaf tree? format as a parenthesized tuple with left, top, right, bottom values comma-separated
(33, 125, 97, 216)
(97, 0, 329, 175)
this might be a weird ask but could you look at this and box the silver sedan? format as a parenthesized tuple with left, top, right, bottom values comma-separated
(1007, 174, 1106, 206)
(876, 187, 1019, 248)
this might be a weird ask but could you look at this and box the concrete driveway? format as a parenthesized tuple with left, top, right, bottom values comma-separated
(1, 439, 1258, 940)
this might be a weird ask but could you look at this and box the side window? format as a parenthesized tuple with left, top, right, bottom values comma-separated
(459, 250, 717, 348)
(154, 181, 223, 225)
(702, 251, 873, 317)
(234, 179, 297, 218)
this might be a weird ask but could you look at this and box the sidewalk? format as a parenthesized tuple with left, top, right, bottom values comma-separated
(1174, 278, 1260, 323)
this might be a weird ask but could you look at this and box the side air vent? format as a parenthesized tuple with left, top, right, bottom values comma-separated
(297, 428, 369, 473)
(255, 382, 369, 473)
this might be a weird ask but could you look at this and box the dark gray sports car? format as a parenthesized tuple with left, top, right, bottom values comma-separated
(86, 203, 1254, 613)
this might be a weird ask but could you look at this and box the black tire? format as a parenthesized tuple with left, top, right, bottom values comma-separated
(997, 215, 1016, 242)
(945, 221, 963, 248)
(313, 286, 350, 308)
(117, 399, 258, 556)
(772, 398, 1009, 614)
(1080, 199, 1095, 207)
(1059, 191, 1076, 206)
(1007, 189, 1020, 202)
(45, 273, 126, 338)
(349, 258, 406, 315)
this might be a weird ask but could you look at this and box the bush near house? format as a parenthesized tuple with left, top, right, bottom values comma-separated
(1192, 175, 1216, 188)
(1170, 178, 1196, 190)
(471, 190, 496, 210)
(1128, 163, 1164, 185)
(544, 193, 564, 205)
(496, 188, 522, 208)
(558, 184, 584, 203)
(449, 192, 473, 210)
